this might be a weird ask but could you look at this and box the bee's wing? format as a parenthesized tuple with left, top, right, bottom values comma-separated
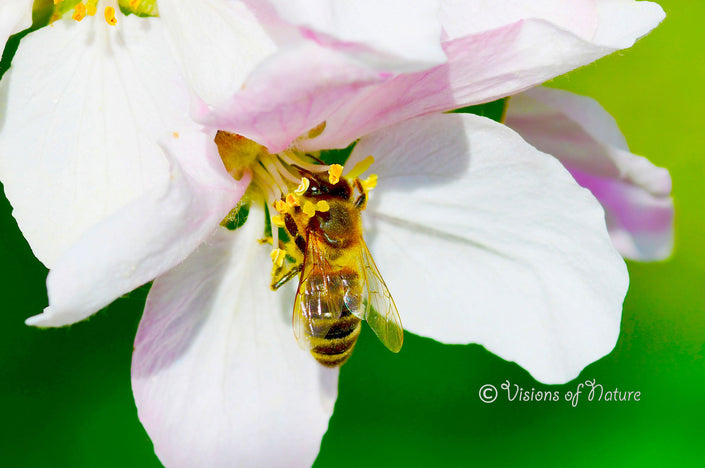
(292, 235, 345, 350)
(351, 239, 404, 353)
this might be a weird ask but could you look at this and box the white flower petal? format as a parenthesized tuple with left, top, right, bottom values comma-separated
(348, 113, 628, 384)
(132, 215, 338, 468)
(26, 131, 248, 327)
(439, 0, 664, 49)
(0, 0, 33, 49)
(158, 0, 276, 108)
(0, 14, 199, 267)
(440, 0, 599, 40)
(505, 87, 674, 260)
(302, 0, 664, 150)
(593, 0, 667, 48)
(253, 0, 445, 71)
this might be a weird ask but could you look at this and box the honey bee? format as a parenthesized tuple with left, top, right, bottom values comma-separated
(271, 168, 403, 367)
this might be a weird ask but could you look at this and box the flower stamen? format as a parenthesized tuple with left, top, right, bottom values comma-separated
(274, 200, 288, 213)
(270, 248, 286, 268)
(294, 178, 310, 196)
(328, 164, 343, 184)
(315, 200, 330, 212)
(271, 215, 285, 228)
(73, 3, 87, 21)
(260, 154, 291, 195)
(346, 155, 375, 179)
(280, 150, 326, 173)
(212, 131, 372, 267)
(362, 174, 378, 192)
(104, 6, 117, 25)
(286, 193, 299, 207)
(302, 201, 317, 218)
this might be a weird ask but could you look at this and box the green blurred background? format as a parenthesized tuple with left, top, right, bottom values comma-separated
(1, 0, 702, 466)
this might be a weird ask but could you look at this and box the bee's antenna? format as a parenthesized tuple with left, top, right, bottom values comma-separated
(306, 154, 326, 165)
(291, 165, 318, 178)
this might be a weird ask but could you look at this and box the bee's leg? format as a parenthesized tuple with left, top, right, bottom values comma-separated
(270, 236, 305, 290)
(271, 263, 303, 290)
(353, 178, 367, 210)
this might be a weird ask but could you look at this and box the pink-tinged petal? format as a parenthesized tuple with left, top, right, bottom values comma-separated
(158, 0, 276, 108)
(569, 167, 673, 261)
(505, 87, 673, 260)
(247, 0, 445, 72)
(26, 131, 248, 327)
(0, 0, 33, 48)
(439, 0, 599, 40)
(0, 14, 200, 267)
(133, 216, 338, 468)
(300, 1, 664, 150)
(197, 41, 386, 153)
(347, 113, 628, 384)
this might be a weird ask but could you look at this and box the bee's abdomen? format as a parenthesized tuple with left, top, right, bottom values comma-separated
(309, 310, 362, 367)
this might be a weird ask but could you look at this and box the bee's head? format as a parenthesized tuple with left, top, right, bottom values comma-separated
(305, 172, 352, 201)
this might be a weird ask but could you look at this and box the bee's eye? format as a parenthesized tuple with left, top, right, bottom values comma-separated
(308, 184, 321, 196)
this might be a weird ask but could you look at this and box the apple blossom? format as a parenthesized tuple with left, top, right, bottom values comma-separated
(0, 1, 669, 467)
(123, 110, 628, 466)
(3, 1, 665, 322)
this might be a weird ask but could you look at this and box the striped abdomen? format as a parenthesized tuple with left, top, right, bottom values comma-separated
(295, 256, 364, 367)
(309, 307, 362, 367)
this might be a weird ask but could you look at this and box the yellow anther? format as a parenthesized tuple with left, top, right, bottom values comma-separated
(346, 155, 375, 179)
(302, 201, 317, 218)
(316, 200, 330, 212)
(54, 0, 61, 4)
(271, 215, 285, 227)
(294, 177, 310, 196)
(86, 2, 97, 16)
(286, 193, 299, 207)
(130, 0, 140, 7)
(270, 248, 286, 267)
(361, 173, 378, 192)
(274, 200, 287, 213)
(328, 164, 343, 185)
(72, 3, 87, 21)
(104, 6, 117, 25)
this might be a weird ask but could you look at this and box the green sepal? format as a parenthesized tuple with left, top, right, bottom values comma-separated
(221, 199, 251, 231)
(451, 98, 508, 123)
(0, 0, 56, 80)
(118, 0, 159, 18)
(318, 141, 357, 166)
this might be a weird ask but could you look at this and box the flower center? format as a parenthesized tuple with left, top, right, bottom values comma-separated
(52, 0, 158, 24)
(214, 131, 378, 277)
(215, 131, 404, 364)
